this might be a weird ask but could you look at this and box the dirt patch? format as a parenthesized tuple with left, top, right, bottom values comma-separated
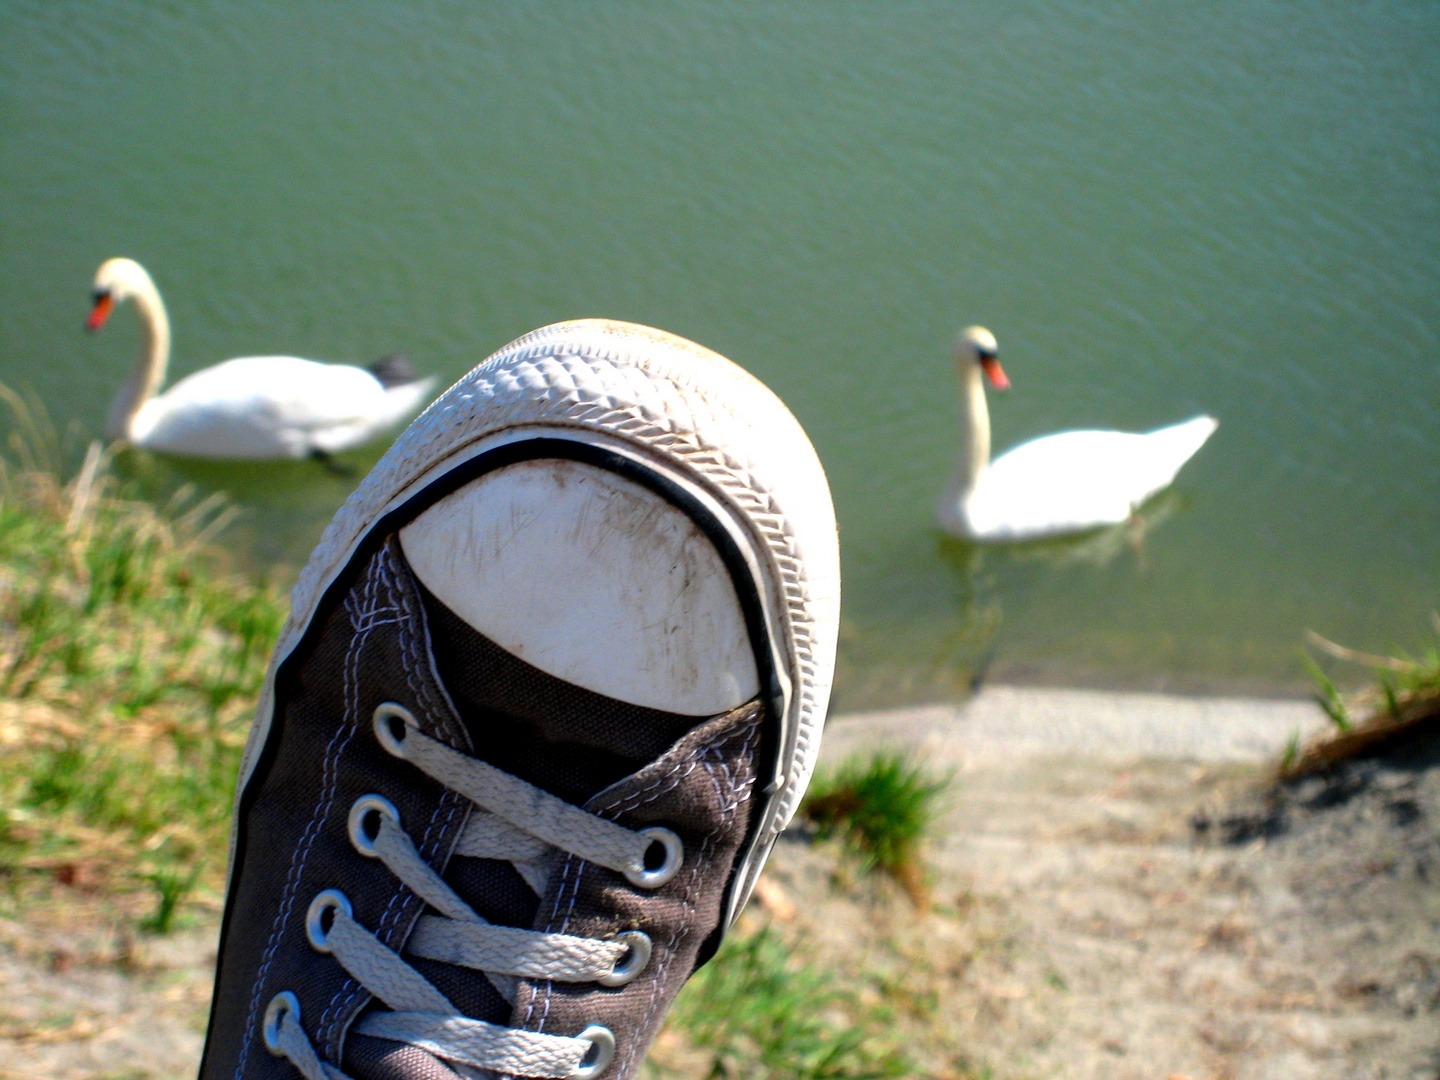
(0, 889, 217, 1079)
(761, 708, 1440, 1079)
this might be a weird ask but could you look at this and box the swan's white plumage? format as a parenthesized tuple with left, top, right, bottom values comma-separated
(938, 326, 1216, 542)
(959, 416, 1218, 541)
(132, 356, 433, 458)
(90, 258, 435, 460)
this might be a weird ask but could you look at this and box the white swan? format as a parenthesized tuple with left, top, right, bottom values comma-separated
(86, 258, 436, 461)
(937, 326, 1217, 542)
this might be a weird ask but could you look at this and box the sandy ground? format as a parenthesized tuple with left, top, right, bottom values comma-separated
(3, 686, 1436, 1079)
(781, 688, 1439, 1079)
(0, 905, 216, 1079)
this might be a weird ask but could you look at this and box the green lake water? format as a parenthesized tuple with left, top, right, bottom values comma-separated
(2, 1, 1437, 709)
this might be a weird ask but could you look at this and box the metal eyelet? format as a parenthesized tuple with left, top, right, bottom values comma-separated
(624, 827, 683, 889)
(597, 930, 651, 987)
(373, 702, 418, 757)
(306, 889, 352, 953)
(348, 794, 401, 857)
(263, 991, 300, 1055)
(570, 1024, 616, 1079)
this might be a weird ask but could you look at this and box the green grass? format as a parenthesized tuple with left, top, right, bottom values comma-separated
(801, 751, 949, 905)
(649, 926, 913, 1080)
(1299, 650, 1353, 732)
(0, 385, 287, 929)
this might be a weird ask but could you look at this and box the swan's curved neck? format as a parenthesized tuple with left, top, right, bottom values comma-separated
(106, 279, 170, 441)
(943, 362, 990, 506)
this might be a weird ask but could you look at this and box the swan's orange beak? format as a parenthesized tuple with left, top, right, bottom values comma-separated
(86, 292, 113, 333)
(981, 356, 1009, 390)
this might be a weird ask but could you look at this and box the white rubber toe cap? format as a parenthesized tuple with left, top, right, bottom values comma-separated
(399, 458, 759, 716)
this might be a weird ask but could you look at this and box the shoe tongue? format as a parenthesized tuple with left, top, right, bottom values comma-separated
(417, 578, 702, 806)
(417, 577, 705, 811)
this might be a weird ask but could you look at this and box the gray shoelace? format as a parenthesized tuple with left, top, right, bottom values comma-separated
(262, 702, 682, 1080)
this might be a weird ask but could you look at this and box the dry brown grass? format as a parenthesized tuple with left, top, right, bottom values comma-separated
(0, 386, 287, 932)
(1283, 626, 1440, 780)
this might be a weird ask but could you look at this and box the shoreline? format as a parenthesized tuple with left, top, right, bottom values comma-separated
(978, 660, 1317, 701)
(829, 655, 1326, 718)
(823, 682, 1329, 769)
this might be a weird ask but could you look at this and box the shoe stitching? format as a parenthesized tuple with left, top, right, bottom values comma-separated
(394, 555, 467, 865)
(583, 704, 760, 821)
(391, 544, 470, 929)
(317, 552, 405, 1047)
(617, 719, 757, 1076)
(513, 747, 709, 1032)
(377, 548, 447, 934)
(546, 756, 703, 953)
(515, 851, 575, 1034)
(619, 742, 745, 1077)
(525, 712, 758, 1062)
(242, 566, 380, 1072)
(622, 798, 717, 1075)
(704, 724, 759, 819)
(236, 556, 394, 1080)
(316, 544, 475, 1052)
(320, 549, 417, 1048)
(315, 542, 480, 1059)
(703, 744, 738, 815)
(591, 758, 703, 817)
(349, 606, 402, 634)
(520, 760, 690, 1038)
(313, 559, 409, 1050)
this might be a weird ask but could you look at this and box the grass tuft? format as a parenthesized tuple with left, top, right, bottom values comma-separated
(140, 862, 202, 934)
(650, 926, 912, 1079)
(0, 386, 287, 930)
(802, 751, 949, 906)
(1299, 650, 1352, 732)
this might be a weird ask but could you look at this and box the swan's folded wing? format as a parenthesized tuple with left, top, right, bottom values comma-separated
(968, 419, 1214, 540)
(137, 357, 389, 458)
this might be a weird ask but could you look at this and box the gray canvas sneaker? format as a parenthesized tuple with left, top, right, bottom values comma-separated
(198, 320, 840, 1080)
